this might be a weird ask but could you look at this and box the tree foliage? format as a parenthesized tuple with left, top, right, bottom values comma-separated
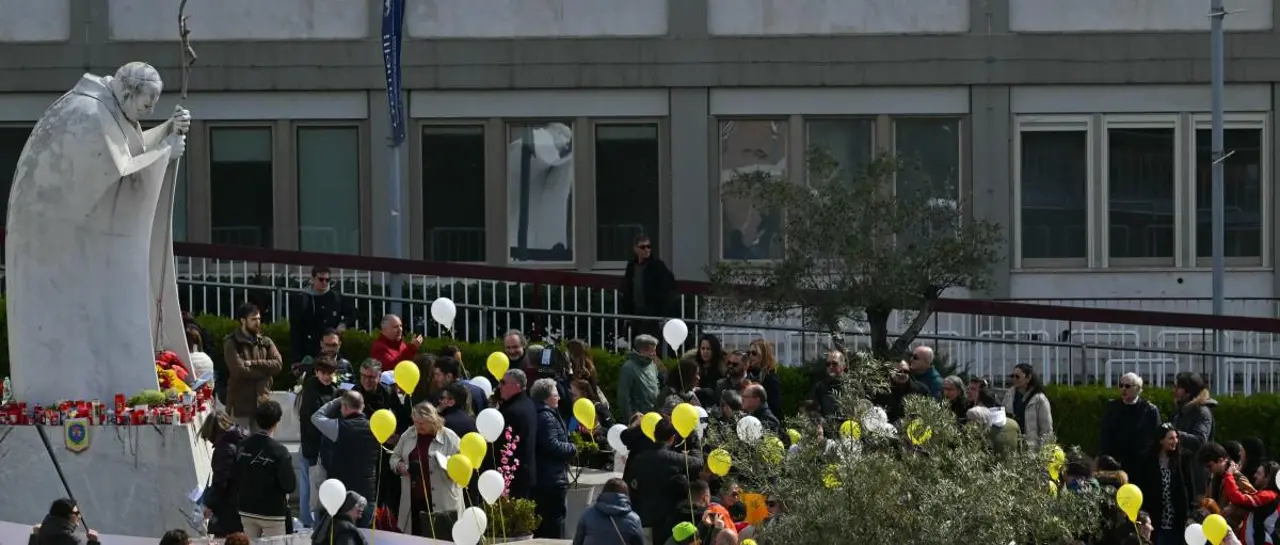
(710, 357, 1102, 544)
(707, 148, 1003, 358)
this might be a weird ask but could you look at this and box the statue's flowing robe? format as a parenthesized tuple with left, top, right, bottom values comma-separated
(5, 74, 190, 404)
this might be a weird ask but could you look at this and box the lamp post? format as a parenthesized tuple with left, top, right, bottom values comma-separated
(1209, 0, 1227, 393)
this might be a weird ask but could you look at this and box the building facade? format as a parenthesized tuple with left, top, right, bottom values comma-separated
(3, 0, 1280, 312)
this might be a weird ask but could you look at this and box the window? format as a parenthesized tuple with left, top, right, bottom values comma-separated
(0, 126, 32, 229)
(1018, 127, 1089, 262)
(719, 120, 787, 260)
(422, 126, 487, 262)
(1106, 122, 1176, 262)
(595, 124, 660, 263)
(210, 127, 274, 247)
(297, 126, 360, 254)
(806, 119, 874, 184)
(507, 122, 575, 263)
(1194, 126, 1263, 261)
(894, 118, 961, 202)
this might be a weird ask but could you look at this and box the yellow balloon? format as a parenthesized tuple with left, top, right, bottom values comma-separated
(573, 397, 598, 430)
(393, 360, 420, 394)
(486, 352, 510, 380)
(459, 432, 487, 468)
(839, 419, 862, 440)
(1203, 513, 1230, 545)
(671, 403, 698, 438)
(641, 412, 662, 442)
(906, 419, 933, 446)
(742, 540, 758, 545)
(1048, 480, 1058, 497)
(1115, 483, 1143, 522)
(762, 436, 785, 464)
(446, 453, 473, 488)
(822, 464, 841, 489)
(787, 428, 801, 444)
(370, 409, 397, 444)
(708, 448, 732, 477)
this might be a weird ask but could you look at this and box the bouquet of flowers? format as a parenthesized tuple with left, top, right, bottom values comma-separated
(155, 351, 192, 395)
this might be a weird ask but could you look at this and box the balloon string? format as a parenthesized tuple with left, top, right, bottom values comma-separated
(416, 460, 437, 541)
(491, 448, 508, 541)
(683, 437, 696, 528)
(329, 510, 334, 545)
(372, 461, 381, 545)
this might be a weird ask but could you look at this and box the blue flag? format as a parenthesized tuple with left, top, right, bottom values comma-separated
(381, 0, 406, 145)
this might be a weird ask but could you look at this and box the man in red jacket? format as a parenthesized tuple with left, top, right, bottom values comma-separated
(369, 314, 422, 371)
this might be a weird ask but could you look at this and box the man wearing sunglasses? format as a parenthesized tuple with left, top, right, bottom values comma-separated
(290, 266, 353, 368)
(619, 234, 676, 351)
(1098, 372, 1162, 476)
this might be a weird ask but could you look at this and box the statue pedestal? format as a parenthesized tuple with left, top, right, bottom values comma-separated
(0, 416, 211, 537)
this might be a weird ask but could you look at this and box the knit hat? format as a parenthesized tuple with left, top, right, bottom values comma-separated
(671, 521, 698, 544)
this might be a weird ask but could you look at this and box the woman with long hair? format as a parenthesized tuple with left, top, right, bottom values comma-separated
(746, 339, 782, 418)
(1133, 424, 1194, 545)
(1001, 363, 1054, 448)
(199, 409, 248, 536)
(661, 358, 702, 414)
(695, 334, 727, 390)
(569, 378, 616, 439)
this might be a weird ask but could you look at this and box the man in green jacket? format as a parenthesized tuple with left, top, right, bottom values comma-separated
(617, 334, 662, 419)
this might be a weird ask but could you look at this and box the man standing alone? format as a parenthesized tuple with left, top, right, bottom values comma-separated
(619, 235, 675, 349)
(225, 303, 284, 432)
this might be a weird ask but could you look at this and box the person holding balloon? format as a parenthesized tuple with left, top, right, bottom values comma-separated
(311, 391, 382, 527)
(531, 377, 579, 538)
(390, 402, 464, 539)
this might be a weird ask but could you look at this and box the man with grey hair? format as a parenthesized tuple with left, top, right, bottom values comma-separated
(489, 369, 539, 499)
(370, 314, 422, 371)
(529, 378, 576, 538)
(312, 390, 380, 527)
(617, 334, 662, 418)
(1099, 371, 1162, 472)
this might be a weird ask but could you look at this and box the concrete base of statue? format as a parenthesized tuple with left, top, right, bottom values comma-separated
(0, 415, 212, 538)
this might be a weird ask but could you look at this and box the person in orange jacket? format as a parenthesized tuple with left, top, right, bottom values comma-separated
(369, 314, 422, 372)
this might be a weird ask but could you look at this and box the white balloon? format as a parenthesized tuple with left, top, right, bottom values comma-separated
(694, 406, 709, 435)
(478, 469, 506, 505)
(459, 506, 489, 535)
(318, 478, 347, 516)
(662, 319, 688, 350)
(736, 415, 763, 442)
(477, 408, 506, 443)
(606, 424, 629, 455)
(1183, 523, 1205, 545)
(451, 519, 480, 545)
(430, 297, 457, 330)
(469, 376, 493, 398)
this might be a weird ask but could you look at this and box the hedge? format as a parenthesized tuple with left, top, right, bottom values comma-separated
(1, 308, 1278, 457)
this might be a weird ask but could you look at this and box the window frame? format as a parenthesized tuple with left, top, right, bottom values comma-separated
(0, 123, 36, 232)
(293, 121, 368, 256)
(802, 116, 878, 186)
(1013, 115, 1094, 270)
(503, 118, 580, 267)
(206, 122, 278, 249)
(412, 119, 491, 263)
(1100, 113, 1182, 269)
(713, 117, 794, 263)
(590, 117, 668, 270)
(1188, 113, 1269, 268)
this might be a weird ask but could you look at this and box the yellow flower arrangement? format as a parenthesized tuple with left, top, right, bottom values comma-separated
(156, 364, 191, 395)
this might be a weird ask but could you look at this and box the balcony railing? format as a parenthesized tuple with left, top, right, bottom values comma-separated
(2, 231, 1280, 394)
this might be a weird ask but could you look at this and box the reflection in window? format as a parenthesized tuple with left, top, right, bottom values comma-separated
(211, 127, 274, 247)
(297, 127, 360, 254)
(806, 119, 874, 184)
(422, 126, 486, 262)
(719, 120, 787, 260)
(1020, 131, 1088, 260)
(894, 118, 961, 203)
(1195, 129, 1263, 258)
(595, 124, 660, 262)
(507, 122, 574, 263)
(1108, 127, 1175, 259)
(0, 126, 32, 229)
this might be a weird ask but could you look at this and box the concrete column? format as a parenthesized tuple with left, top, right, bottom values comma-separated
(668, 0, 709, 39)
(669, 88, 711, 280)
(368, 90, 409, 259)
(969, 85, 1012, 299)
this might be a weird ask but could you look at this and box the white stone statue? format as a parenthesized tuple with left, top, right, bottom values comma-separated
(6, 62, 192, 404)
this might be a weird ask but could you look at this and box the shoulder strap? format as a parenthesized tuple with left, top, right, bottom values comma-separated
(608, 514, 626, 544)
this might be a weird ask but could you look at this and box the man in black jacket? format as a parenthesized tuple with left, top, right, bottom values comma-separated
(873, 360, 930, 424)
(619, 235, 675, 352)
(351, 358, 408, 512)
(623, 419, 704, 545)
(530, 378, 577, 538)
(1098, 372, 1162, 473)
(313, 390, 380, 528)
(487, 369, 539, 499)
(236, 400, 296, 538)
(290, 266, 353, 365)
(297, 355, 341, 528)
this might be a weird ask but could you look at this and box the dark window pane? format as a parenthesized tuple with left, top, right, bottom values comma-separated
(719, 120, 787, 260)
(1020, 131, 1088, 259)
(807, 119, 874, 184)
(211, 127, 274, 247)
(423, 126, 486, 262)
(595, 124, 660, 262)
(1108, 127, 1175, 259)
(1196, 128, 1262, 258)
(508, 122, 575, 263)
(297, 127, 360, 254)
(894, 118, 961, 202)
(0, 126, 33, 230)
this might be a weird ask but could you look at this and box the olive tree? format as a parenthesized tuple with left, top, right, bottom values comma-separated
(707, 148, 1003, 359)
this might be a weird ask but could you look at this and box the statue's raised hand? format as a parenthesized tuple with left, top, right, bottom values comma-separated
(170, 106, 191, 135)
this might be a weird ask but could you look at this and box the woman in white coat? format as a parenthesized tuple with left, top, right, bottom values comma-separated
(1002, 363, 1054, 449)
(390, 402, 465, 538)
